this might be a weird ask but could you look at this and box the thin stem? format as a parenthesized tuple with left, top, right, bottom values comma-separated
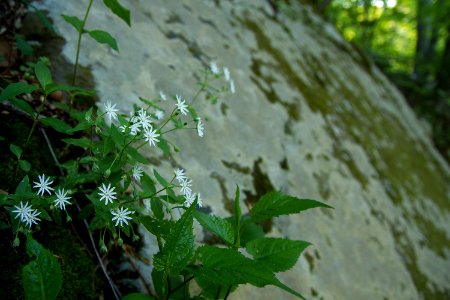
(215, 285, 222, 300)
(165, 275, 172, 300)
(171, 275, 194, 294)
(224, 286, 232, 300)
(190, 69, 209, 106)
(72, 0, 94, 86)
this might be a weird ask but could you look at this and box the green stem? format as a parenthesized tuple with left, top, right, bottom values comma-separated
(170, 275, 194, 295)
(215, 285, 222, 300)
(165, 275, 172, 300)
(190, 69, 209, 106)
(72, 0, 94, 86)
(224, 286, 232, 300)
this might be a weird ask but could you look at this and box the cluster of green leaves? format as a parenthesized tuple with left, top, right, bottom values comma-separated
(0, 0, 332, 299)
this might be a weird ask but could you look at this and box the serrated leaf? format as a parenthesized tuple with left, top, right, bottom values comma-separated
(63, 137, 91, 148)
(41, 117, 73, 134)
(139, 216, 172, 239)
(246, 238, 311, 273)
(9, 144, 22, 158)
(194, 211, 234, 245)
(11, 98, 35, 117)
(153, 204, 195, 275)
(35, 60, 53, 90)
(103, 0, 131, 26)
(19, 160, 31, 172)
(151, 198, 164, 220)
(239, 221, 264, 247)
(62, 14, 83, 33)
(87, 30, 118, 51)
(0, 82, 38, 102)
(23, 237, 62, 300)
(249, 191, 332, 223)
(192, 245, 305, 299)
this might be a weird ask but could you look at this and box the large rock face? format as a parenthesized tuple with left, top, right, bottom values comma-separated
(36, 0, 450, 299)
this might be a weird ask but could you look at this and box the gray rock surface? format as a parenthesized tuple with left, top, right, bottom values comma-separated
(36, 0, 450, 299)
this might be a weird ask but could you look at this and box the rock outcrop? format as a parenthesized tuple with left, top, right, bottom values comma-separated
(37, 0, 450, 299)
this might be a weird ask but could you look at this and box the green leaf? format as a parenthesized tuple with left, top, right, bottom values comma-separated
(192, 245, 305, 299)
(45, 83, 94, 95)
(15, 175, 31, 196)
(67, 121, 91, 133)
(35, 60, 53, 90)
(41, 117, 73, 134)
(246, 238, 311, 273)
(26, 235, 43, 257)
(63, 137, 91, 148)
(61, 15, 83, 33)
(249, 191, 332, 223)
(151, 198, 164, 220)
(11, 98, 35, 117)
(239, 221, 264, 247)
(9, 144, 22, 158)
(15, 34, 34, 56)
(234, 185, 242, 247)
(153, 204, 195, 275)
(140, 172, 156, 195)
(0, 82, 38, 102)
(125, 146, 148, 164)
(23, 238, 62, 300)
(103, 0, 131, 26)
(194, 211, 234, 245)
(157, 138, 171, 156)
(153, 169, 169, 188)
(19, 160, 31, 172)
(139, 216, 172, 239)
(121, 293, 154, 300)
(87, 30, 118, 51)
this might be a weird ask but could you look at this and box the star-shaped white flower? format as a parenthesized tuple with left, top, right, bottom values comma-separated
(197, 118, 204, 137)
(179, 178, 192, 195)
(33, 174, 54, 196)
(12, 201, 41, 228)
(98, 183, 117, 205)
(197, 193, 203, 207)
(176, 95, 189, 115)
(184, 191, 196, 207)
(138, 109, 152, 130)
(223, 67, 231, 81)
(144, 126, 160, 147)
(104, 100, 119, 122)
(174, 168, 187, 182)
(132, 165, 143, 182)
(210, 61, 219, 74)
(111, 207, 134, 227)
(54, 188, 71, 210)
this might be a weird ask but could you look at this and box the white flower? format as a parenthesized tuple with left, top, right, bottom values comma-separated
(104, 100, 119, 122)
(179, 178, 192, 195)
(130, 122, 141, 135)
(176, 95, 189, 115)
(210, 61, 219, 74)
(197, 118, 204, 137)
(33, 174, 54, 196)
(154, 110, 165, 120)
(197, 193, 203, 207)
(223, 67, 230, 81)
(12, 201, 32, 222)
(54, 188, 71, 210)
(98, 183, 117, 205)
(12, 201, 41, 228)
(174, 168, 187, 182)
(144, 126, 160, 147)
(138, 109, 152, 130)
(159, 90, 167, 101)
(229, 79, 235, 94)
(132, 165, 143, 182)
(184, 191, 196, 207)
(111, 207, 134, 227)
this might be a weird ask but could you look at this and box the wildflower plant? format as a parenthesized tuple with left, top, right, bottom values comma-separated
(0, 1, 332, 299)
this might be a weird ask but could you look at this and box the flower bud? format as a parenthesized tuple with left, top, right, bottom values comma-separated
(117, 238, 123, 246)
(100, 245, 108, 253)
(104, 169, 111, 178)
(66, 215, 72, 222)
(13, 237, 20, 247)
(132, 235, 140, 242)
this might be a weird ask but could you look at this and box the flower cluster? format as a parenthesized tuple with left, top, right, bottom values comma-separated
(174, 168, 202, 207)
(12, 201, 41, 228)
(210, 61, 236, 94)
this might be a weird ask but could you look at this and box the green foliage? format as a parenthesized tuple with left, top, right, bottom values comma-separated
(0, 1, 332, 299)
(22, 236, 62, 300)
(248, 191, 332, 222)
